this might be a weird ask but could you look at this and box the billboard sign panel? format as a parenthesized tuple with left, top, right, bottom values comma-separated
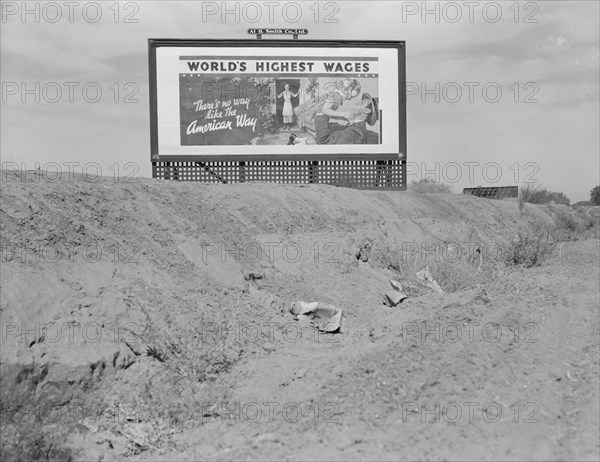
(149, 39, 406, 162)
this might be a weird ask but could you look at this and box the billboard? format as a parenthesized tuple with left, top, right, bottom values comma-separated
(149, 39, 406, 162)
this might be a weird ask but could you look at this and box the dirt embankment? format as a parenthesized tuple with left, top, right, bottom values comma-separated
(1, 172, 598, 461)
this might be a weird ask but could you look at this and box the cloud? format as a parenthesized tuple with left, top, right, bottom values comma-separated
(1, 0, 598, 202)
(548, 35, 569, 47)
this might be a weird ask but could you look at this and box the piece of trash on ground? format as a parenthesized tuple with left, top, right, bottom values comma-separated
(383, 289, 407, 307)
(383, 279, 408, 306)
(243, 270, 265, 281)
(290, 301, 346, 333)
(416, 266, 446, 294)
(390, 279, 403, 292)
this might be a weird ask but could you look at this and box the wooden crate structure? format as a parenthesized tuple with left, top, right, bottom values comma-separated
(463, 186, 518, 200)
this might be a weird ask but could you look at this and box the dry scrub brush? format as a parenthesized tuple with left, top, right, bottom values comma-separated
(520, 183, 570, 205)
(386, 226, 507, 295)
(0, 386, 75, 462)
(409, 178, 453, 194)
(117, 308, 242, 448)
(552, 207, 600, 240)
(504, 215, 556, 268)
(385, 216, 566, 294)
(143, 315, 240, 383)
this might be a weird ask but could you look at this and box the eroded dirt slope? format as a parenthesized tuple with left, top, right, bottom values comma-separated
(1, 172, 598, 461)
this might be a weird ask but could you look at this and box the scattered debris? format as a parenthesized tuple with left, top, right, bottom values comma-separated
(472, 286, 492, 304)
(416, 266, 446, 294)
(294, 368, 308, 379)
(290, 301, 346, 333)
(390, 279, 403, 292)
(383, 290, 407, 307)
(79, 417, 99, 433)
(475, 248, 483, 274)
(368, 328, 383, 342)
(254, 433, 281, 444)
(263, 342, 276, 352)
(121, 422, 156, 450)
(383, 279, 408, 306)
(243, 270, 265, 281)
(124, 340, 146, 356)
(355, 239, 372, 262)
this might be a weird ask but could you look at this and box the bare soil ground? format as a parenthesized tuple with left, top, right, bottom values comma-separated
(1, 172, 598, 461)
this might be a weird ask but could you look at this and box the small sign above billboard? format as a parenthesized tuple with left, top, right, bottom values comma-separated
(248, 28, 309, 35)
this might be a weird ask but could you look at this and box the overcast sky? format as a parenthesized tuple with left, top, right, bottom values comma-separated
(1, 1, 598, 201)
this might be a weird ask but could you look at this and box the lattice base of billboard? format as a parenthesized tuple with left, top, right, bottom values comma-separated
(152, 160, 406, 189)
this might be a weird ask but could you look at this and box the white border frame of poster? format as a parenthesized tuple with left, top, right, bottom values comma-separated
(148, 38, 406, 162)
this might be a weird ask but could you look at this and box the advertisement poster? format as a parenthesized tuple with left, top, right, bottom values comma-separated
(152, 42, 403, 158)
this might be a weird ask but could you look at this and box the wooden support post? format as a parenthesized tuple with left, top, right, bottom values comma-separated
(239, 161, 246, 183)
(309, 160, 318, 184)
(376, 160, 384, 187)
